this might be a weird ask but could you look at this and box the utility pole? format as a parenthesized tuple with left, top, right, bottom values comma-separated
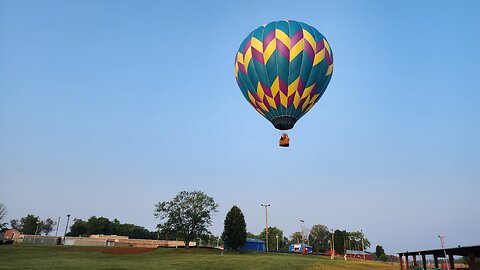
(63, 214, 70, 245)
(331, 229, 335, 260)
(32, 220, 40, 245)
(438, 235, 450, 270)
(361, 229, 365, 260)
(55, 217, 61, 237)
(261, 204, 270, 252)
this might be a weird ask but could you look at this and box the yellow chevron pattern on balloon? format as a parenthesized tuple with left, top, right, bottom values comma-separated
(234, 20, 333, 131)
(275, 29, 290, 48)
(263, 38, 276, 64)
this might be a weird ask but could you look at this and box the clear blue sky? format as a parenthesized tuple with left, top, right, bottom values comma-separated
(1, 0, 479, 254)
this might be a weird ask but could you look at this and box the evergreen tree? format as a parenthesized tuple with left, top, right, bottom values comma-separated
(375, 245, 386, 258)
(334, 230, 347, 254)
(222, 206, 246, 250)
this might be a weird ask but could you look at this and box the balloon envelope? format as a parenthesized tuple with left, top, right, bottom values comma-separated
(234, 20, 333, 130)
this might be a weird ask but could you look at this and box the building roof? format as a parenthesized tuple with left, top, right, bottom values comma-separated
(1, 228, 19, 232)
(245, 238, 265, 244)
(398, 245, 480, 257)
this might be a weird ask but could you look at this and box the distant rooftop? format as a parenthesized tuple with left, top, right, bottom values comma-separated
(246, 238, 265, 244)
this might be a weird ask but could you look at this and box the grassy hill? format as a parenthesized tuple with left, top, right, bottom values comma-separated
(0, 245, 398, 270)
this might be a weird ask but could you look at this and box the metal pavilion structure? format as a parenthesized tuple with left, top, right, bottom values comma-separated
(398, 245, 480, 270)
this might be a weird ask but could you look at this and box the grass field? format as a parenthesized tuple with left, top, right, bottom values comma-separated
(0, 245, 399, 270)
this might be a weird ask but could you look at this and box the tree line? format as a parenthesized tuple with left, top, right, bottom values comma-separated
(236, 224, 372, 253)
(4, 213, 157, 240)
(67, 216, 156, 239)
(1, 203, 156, 239)
(153, 191, 378, 254)
(2, 191, 386, 257)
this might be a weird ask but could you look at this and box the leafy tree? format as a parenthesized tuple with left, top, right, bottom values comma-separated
(115, 222, 155, 239)
(222, 206, 246, 250)
(308, 224, 330, 252)
(197, 233, 214, 246)
(156, 225, 180, 240)
(346, 231, 371, 251)
(86, 216, 113, 235)
(19, 214, 41, 235)
(154, 190, 218, 248)
(10, 219, 20, 230)
(0, 203, 7, 229)
(68, 219, 88, 236)
(259, 226, 286, 251)
(288, 231, 303, 245)
(246, 231, 259, 239)
(375, 245, 386, 258)
(305, 228, 372, 254)
(40, 218, 56, 235)
(9, 215, 58, 235)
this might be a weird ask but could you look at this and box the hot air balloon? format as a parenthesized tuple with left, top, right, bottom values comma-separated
(234, 20, 333, 147)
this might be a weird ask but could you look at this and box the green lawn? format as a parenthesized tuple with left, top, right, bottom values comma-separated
(0, 245, 398, 270)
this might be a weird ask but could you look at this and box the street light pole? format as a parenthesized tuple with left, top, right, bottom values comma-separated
(438, 235, 450, 270)
(63, 214, 71, 245)
(276, 234, 279, 250)
(300, 219, 305, 243)
(261, 204, 270, 252)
